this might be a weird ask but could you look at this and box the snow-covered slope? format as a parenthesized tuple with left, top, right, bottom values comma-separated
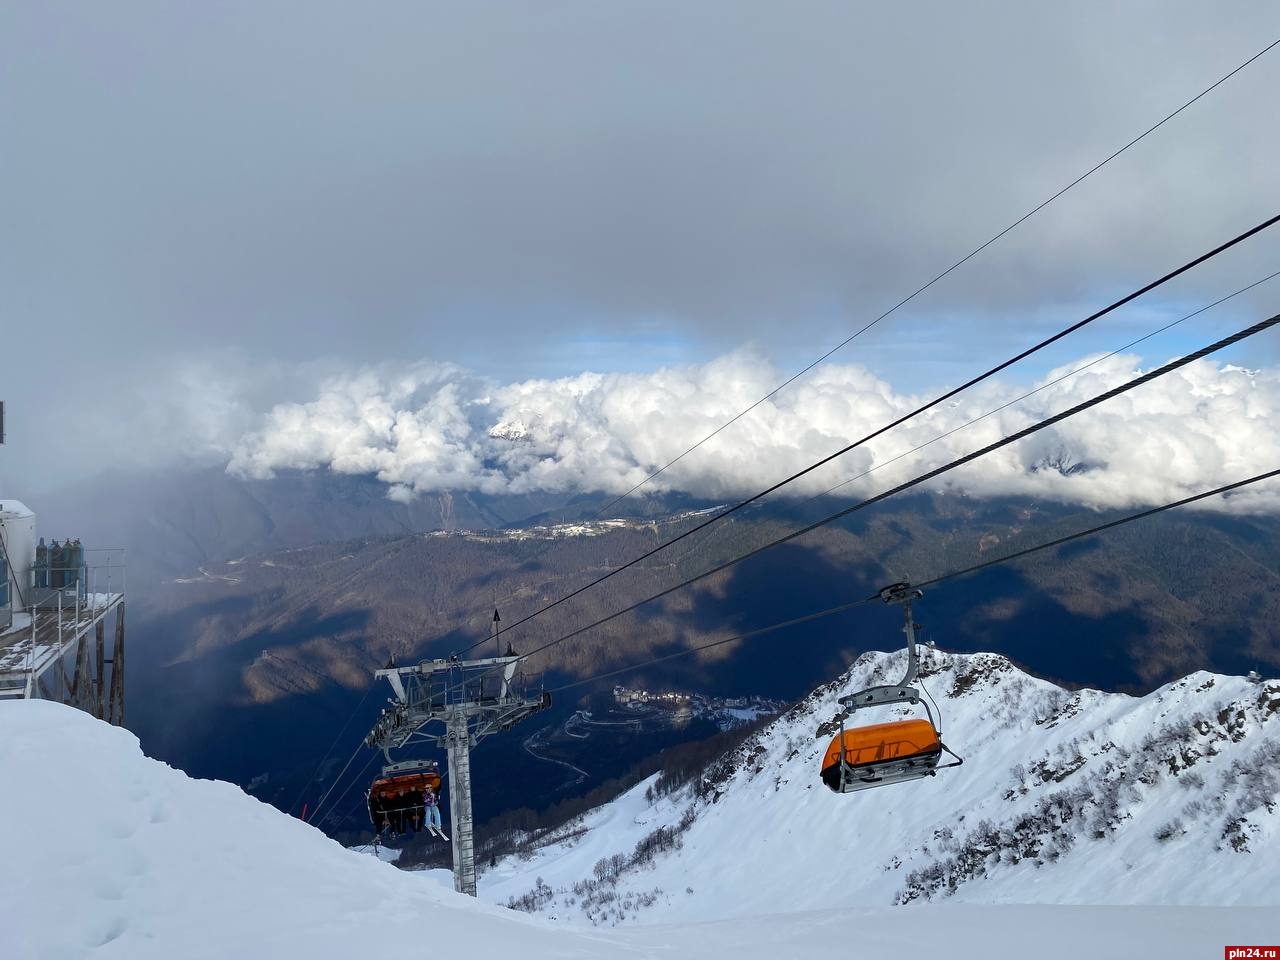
(1, 695, 1277, 959)
(482, 650, 1280, 925)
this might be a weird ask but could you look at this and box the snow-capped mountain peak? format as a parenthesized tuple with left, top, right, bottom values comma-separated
(488, 417, 536, 443)
(483, 650, 1280, 926)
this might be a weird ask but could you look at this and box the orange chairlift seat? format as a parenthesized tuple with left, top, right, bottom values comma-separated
(367, 761, 442, 830)
(819, 583, 962, 794)
(820, 717, 943, 791)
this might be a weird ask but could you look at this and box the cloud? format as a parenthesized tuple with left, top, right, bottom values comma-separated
(4, 3, 1280, 500)
(226, 362, 493, 496)
(226, 348, 1280, 514)
(3, 2, 1279, 370)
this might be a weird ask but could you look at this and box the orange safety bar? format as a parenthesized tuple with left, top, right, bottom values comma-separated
(821, 717, 941, 774)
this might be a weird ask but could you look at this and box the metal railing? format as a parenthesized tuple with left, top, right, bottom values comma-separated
(3, 548, 126, 700)
(26, 548, 127, 608)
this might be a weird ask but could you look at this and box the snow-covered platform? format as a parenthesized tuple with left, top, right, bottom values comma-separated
(0, 592, 123, 699)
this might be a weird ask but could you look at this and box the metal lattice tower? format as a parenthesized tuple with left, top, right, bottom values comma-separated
(444, 710, 475, 893)
(366, 654, 549, 896)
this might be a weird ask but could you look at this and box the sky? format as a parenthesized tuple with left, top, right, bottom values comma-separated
(2, 2, 1280, 509)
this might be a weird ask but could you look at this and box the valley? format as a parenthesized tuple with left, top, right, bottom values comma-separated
(83, 474, 1280, 840)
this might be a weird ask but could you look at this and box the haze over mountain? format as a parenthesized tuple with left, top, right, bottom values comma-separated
(64, 462, 1276, 835)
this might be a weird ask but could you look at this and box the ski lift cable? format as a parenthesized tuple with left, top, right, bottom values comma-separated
(488, 265, 1279, 675)
(302, 35, 1280, 819)
(327, 768, 387, 834)
(485, 34, 1280, 591)
(544, 465, 1280, 697)
(513, 312, 1280, 668)
(287, 682, 378, 817)
(314, 750, 381, 831)
(798, 267, 1280, 509)
(313, 749, 379, 830)
(677, 266, 1280, 541)
(454, 33, 1280, 653)
(545, 597, 878, 695)
(456, 214, 1280, 658)
(307, 740, 373, 825)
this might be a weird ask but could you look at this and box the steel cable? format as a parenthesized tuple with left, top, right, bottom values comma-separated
(546, 466, 1280, 696)
(517, 313, 1280, 667)
(459, 215, 1280, 656)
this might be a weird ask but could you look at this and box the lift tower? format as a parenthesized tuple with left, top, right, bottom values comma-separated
(366, 654, 549, 896)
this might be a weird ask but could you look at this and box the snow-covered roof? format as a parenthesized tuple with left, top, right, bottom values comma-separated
(0, 500, 33, 519)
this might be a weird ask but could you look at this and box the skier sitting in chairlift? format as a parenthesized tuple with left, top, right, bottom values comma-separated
(423, 784, 442, 835)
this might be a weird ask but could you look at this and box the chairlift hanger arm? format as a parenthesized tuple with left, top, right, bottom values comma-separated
(837, 582, 924, 713)
(821, 582, 965, 793)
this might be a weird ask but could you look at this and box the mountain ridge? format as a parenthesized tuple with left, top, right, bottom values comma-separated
(479, 649, 1280, 925)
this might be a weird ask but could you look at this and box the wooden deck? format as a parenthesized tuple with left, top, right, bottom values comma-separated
(0, 593, 123, 697)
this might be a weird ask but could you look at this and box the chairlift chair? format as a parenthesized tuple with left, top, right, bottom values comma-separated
(819, 582, 962, 793)
(367, 759, 442, 832)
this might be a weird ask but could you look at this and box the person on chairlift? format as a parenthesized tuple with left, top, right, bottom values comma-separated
(423, 784, 442, 834)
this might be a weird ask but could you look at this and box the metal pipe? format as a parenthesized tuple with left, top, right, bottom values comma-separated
(57, 585, 63, 702)
(899, 593, 920, 689)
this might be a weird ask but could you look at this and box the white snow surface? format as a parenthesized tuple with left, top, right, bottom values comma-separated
(1, 656, 1278, 959)
(481, 650, 1280, 925)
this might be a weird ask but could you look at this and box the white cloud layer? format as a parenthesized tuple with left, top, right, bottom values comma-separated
(226, 349, 1280, 513)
